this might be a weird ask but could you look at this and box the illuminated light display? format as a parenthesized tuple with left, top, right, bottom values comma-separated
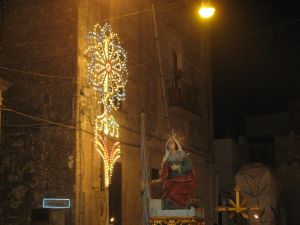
(95, 135, 121, 187)
(85, 23, 128, 189)
(95, 113, 119, 138)
(85, 23, 128, 112)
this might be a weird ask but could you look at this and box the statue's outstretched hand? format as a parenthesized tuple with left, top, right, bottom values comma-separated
(151, 178, 162, 184)
(171, 164, 180, 171)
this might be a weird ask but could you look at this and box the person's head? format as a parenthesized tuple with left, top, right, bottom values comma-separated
(161, 136, 184, 167)
(167, 139, 178, 152)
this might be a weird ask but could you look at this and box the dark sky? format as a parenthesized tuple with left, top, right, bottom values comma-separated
(211, 0, 300, 138)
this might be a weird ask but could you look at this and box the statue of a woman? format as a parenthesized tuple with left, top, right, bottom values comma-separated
(154, 136, 196, 209)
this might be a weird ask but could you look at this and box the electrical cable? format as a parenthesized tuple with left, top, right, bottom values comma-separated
(1, 105, 160, 149)
(212, 18, 300, 47)
(2, 105, 76, 129)
(0, 66, 74, 80)
(1, 103, 212, 158)
(0, 0, 190, 81)
(97, 0, 191, 23)
(212, 18, 300, 46)
(2, 123, 53, 127)
(1, 3, 298, 81)
(0, 61, 156, 80)
(2, 17, 297, 83)
(3, 15, 298, 82)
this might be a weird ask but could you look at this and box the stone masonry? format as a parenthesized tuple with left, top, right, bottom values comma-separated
(1, 0, 77, 224)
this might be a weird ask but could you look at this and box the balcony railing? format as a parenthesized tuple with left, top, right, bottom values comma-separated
(166, 79, 199, 115)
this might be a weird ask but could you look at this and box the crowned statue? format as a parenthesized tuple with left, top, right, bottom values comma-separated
(152, 132, 198, 209)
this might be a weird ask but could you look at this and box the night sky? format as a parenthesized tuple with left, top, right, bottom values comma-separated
(211, 0, 300, 138)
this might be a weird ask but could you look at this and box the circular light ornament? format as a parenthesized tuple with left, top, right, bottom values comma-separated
(85, 23, 128, 112)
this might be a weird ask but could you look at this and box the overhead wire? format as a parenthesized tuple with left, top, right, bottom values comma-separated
(1, 105, 159, 149)
(2, 16, 298, 82)
(0, 66, 74, 80)
(2, 2, 297, 81)
(170, 17, 300, 56)
(2, 123, 54, 127)
(0, 61, 156, 81)
(1, 104, 212, 158)
(212, 18, 300, 47)
(2, 105, 76, 129)
(0, 0, 190, 80)
(97, 0, 191, 23)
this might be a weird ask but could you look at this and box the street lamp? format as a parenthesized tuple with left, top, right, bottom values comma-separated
(198, 1, 215, 18)
(109, 217, 115, 225)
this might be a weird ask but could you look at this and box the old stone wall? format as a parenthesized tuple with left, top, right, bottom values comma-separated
(0, 0, 77, 224)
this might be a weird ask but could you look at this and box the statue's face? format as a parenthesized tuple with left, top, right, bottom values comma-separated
(168, 140, 176, 151)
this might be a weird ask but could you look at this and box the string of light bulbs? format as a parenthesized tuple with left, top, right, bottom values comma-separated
(84, 23, 129, 187)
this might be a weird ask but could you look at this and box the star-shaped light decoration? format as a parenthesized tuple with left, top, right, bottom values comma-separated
(85, 23, 128, 112)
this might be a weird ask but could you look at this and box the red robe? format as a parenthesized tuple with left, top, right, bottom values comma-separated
(161, 162, 196, 207)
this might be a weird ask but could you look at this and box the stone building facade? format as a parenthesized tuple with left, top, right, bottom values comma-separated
(0, 1, 215, 225)
(1, 1, 77, 225)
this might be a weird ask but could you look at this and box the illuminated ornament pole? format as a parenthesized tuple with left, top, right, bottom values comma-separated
(85, 23, 128, 225)
(85, 23, 127, 184)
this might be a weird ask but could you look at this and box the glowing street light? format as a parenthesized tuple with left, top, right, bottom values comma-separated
(254, 214, 259, 219)
(109, 217, 115, 225)
(198, 2, 215, 19)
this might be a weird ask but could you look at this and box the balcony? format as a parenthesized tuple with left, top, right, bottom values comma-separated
(166, 79, 199, 116)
